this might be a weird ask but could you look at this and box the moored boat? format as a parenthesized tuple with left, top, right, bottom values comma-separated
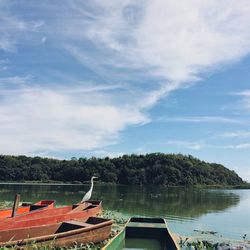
(0, 200, 55, 219)
(102, 217, 179, 250)
(0, 200, 102, 230)
(0, 217, 112, 248)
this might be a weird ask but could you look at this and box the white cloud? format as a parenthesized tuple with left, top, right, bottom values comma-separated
(61, 0, 250, 84)
(164, 140, 205, 150)
(0, 84, 148, 155)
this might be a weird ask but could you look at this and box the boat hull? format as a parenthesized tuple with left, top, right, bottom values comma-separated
(0, 217, 112, 248)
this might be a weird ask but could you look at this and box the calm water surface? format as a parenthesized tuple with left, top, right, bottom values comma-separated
(0, 183, 249, 241)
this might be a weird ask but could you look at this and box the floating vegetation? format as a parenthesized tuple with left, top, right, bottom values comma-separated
(178, 234, 250, 249)
(0, 201, 12, 209)
(101, 209, 127, 225)
(194, 230, 218, 235)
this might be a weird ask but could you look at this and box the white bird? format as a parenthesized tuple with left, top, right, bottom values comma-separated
(81, 176, 98, 203)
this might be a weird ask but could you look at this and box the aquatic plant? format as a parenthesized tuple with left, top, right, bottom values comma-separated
(0, 201, 12, 209)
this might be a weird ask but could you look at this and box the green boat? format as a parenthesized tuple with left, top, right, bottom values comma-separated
(102, 217, 179, 250)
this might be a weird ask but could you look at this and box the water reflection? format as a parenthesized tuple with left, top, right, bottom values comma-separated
(98, 185, 240, 219)
(0, 183, 240, 220)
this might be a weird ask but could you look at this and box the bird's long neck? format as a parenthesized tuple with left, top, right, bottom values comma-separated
(89, 178, 94, 193)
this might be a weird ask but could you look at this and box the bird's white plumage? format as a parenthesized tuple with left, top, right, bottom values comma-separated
(81, 176, 97, 203)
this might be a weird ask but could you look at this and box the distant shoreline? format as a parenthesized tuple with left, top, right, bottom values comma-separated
(0, 153, 248, 187)
(0, 181, 249, 189)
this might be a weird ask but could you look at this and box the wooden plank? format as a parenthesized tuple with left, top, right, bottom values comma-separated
(11, 194, 20, 218)
(64, 221, 92, 227)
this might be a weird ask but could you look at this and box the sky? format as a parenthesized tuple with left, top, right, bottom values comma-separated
(0, 0, 250, 181)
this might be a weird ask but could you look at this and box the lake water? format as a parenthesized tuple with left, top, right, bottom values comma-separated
(0, 183, 249, 243)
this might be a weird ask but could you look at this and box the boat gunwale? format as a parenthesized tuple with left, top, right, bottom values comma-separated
(162, 218, 180, 250)
(0, 200, 101, 222)
(101, 218, 129, 250)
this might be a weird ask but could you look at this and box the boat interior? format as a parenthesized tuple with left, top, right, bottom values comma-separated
(124, 217, 176, 250)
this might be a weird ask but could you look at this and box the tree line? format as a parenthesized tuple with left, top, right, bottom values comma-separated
(0, 153, 245, 186)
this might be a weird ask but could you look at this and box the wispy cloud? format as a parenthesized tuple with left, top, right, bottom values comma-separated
(60, 84, 125, 95)
(164, 140, 205, 150)
(50, 0, 250, 118)
(0, 75, 32, 86)
(91, 150, 124, 158)
(223, 143, 250, 149)
(0, 59, 10, 71)
(220, 131, 250, 138)
(234, 89, 250, 111)
(41, 36, 47, 44)
(236, 90, 250, 97)
(157, 116, 242, 124)
(163, 140, 250, 151)
(0, 1, 44, 52)
(59, 1, 250, 83)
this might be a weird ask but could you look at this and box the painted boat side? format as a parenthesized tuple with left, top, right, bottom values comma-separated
(0, 217, 112, 248)
(102, 217, 179, 250)
(102, 222, 126, 250)
(0, 206, 30, 219)
(0, 201, 102, 230)
(34, 200, 55, 209)
(0, 200, 55, 219)
(163, 218, 180, 250)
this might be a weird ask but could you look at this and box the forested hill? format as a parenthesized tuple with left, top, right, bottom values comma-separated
(0, 153, 244, 186)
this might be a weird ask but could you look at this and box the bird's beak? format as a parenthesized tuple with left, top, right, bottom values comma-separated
(93, 176, 98, 179)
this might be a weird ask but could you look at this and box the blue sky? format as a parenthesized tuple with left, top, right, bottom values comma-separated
(1, 0, 250, 181)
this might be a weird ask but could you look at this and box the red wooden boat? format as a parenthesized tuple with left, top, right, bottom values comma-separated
(0, 217, 112, 248)
(0, 200, 55, 219)
(0, 200, 102, 230)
